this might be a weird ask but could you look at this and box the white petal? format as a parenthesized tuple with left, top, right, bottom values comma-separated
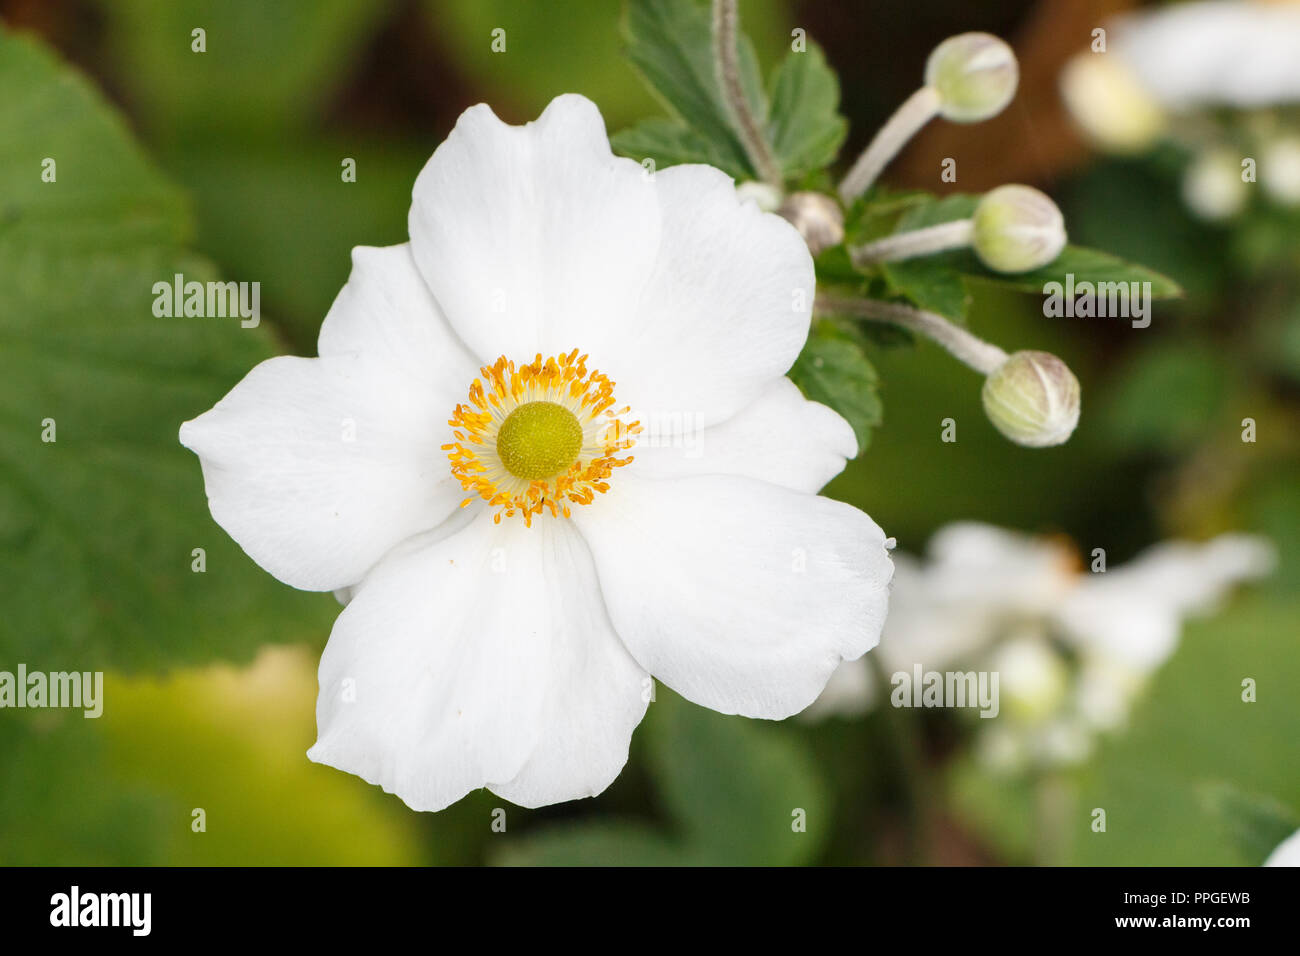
(490, 522, 650, 808)
(1057, 533, 1275, 671)
(308, 511, 648, 812)
(621, 163, 814, 427)
(407, 94, 660, 365)
(408, 95, 813, 428)
(1113, 3, 1300, 108)
(308, 511, 542, 811)
(317, 243, 480, 403)
(921, 522, 1078, 612)
(180, 353, 461, 592)
(628, 377, 855, 493)
(573, 474, 893, 719)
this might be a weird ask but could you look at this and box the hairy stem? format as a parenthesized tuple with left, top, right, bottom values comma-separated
(712, 0, 784, 188)
(838, 86, 942, 203)
(816, 294, 1008, 375)
(851, 218, 975, 266)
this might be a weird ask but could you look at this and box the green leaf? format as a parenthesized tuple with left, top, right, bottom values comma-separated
(881, 260, 972, 322)
(766, 41, 847, 177)
(165, 136, 425, 351)
(1198, 782, 1299, 866)
(618, 0, 767, 179)
(788, 325, 883, 455)
(983, 244, 1184, 299)
(0, 28, 333, 669)
(646, 693, 831, 866)
(94, 0, 389, 139)
(610, 117, 738, 174)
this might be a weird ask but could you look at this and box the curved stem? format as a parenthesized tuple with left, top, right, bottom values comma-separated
(839, 86, 942, 203)
(851, 218, 974, 266)
(816, 294, 1008, 375)
(712, 0, 783, 188)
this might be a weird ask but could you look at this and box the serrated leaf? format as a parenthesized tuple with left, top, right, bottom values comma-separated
(766, 41, 847, 177)
(619, 0, 767, 179)
(610, 117, 736, 173)
(881, 259, 972, 322)
(788, 326, 883, 455)
(0, 29, 333, 670)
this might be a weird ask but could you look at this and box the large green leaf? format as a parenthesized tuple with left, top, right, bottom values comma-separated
(788, 324, 883, 455)
(0, 29, 333, 669)
(94, 0, 389, 138)
(615, 1, 845, 181)
(765, 40, 847, 177)
(616, 0, 768, 179)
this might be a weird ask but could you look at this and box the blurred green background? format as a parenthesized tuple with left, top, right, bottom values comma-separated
(1, 0, 1297, 865)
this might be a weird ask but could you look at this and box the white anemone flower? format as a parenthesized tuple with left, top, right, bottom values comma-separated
(808, 523, 1274, 767)
(179, 95, 895, 812)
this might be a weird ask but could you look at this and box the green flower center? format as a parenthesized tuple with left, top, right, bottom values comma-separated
(496, 401, 584, 481)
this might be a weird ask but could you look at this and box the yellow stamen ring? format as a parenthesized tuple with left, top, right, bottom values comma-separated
(443, 350, 640, 526)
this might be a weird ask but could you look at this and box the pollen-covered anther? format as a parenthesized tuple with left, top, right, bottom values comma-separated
(443, 350, 640, 526)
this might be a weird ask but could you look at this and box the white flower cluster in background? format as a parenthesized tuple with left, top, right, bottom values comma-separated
(1060, 0, 1300, 221)
(807, 522, 1275, 773)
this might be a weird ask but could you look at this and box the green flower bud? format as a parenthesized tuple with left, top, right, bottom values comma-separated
(972, 184, 1067, 273)
(925, 32, 1018, 123)
(777, 191, 844, 256)
(982, 350, 1080, 448)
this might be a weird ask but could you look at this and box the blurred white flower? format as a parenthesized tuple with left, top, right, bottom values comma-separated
(1106, 1, 1300, 108)
(1264, 827, 1300, 866)
(1061, 1, 1300, 191)
(1063, 2, 1300, 125)
(1261, 135, 1300, 205)
(181, 94, 895, 812)
(808, 522, 1274, 771)
(1182, 149, 1250, 222)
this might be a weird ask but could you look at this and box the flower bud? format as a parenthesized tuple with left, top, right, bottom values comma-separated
(972, 185, 1067, 273)
(924, 32, 1018, 123)
(1262, 136, 1300, 206)
(777, 191, 845, 256)
(1182, 149, 1248, 221)
(736, 180, 782, 213)
(982, 350, 1080, 448)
